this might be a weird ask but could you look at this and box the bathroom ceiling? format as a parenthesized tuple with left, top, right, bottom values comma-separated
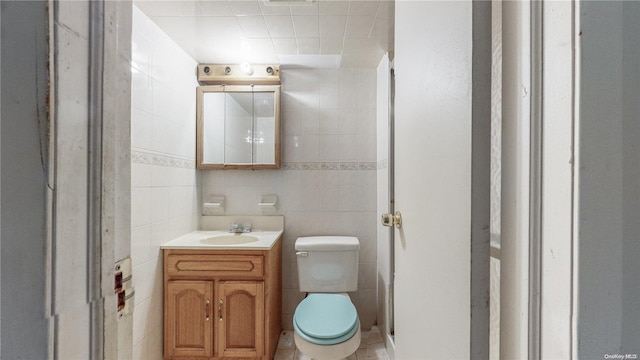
(134, 0, 394, 68)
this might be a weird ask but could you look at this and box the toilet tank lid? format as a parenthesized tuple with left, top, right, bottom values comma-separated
(295, 236, 359, 251)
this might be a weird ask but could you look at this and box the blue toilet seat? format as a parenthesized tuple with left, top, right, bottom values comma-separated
(293, 293, 360, 345)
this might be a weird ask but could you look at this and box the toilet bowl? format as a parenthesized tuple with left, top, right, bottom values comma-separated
(293, 236, 361, 360)
(293, 293, 361, 360)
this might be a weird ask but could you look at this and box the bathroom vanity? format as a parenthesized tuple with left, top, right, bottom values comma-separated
(161, 224, 282, 360)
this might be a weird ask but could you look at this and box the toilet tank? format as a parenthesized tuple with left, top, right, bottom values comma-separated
(295, 236, 359, 293)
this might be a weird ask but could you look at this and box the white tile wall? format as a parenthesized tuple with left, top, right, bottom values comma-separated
(203, 67, 378, 330)
(130, 6, 200, 358)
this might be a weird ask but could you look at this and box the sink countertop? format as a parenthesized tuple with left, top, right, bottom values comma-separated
(161, 230, 283, 250)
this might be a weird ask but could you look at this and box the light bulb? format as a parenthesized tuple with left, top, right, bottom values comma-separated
(240, 62, 253, 75)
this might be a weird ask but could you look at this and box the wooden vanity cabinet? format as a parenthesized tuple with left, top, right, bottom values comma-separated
(165, 281, 214, 358)
(163, 238, 282, 360)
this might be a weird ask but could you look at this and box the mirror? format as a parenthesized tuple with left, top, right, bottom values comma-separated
(197, 85, 281, 169)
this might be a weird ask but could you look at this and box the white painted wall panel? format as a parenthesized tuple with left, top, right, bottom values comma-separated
(501, 1, 531, 357)
(540, 1, 574, 357)
(51, 3, 93, 357)
(52, 17, 90, 317)
(103, 2, 134, 358)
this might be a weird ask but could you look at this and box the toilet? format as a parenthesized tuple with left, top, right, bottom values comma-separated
(293, 236, 361, 360)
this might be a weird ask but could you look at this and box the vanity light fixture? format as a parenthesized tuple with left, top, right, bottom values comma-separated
(197, 64, 280, 85)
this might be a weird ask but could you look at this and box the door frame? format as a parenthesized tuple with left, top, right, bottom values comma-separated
(501, 1, 578, 358)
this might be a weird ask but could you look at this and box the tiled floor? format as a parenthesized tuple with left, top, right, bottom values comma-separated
(274, 326, 390, 360)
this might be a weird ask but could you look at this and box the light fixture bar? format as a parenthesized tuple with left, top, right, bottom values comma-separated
(197, 64, 281, 85)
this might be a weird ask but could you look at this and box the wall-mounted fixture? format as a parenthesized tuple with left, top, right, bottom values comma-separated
(259, 194, 278, 214)
(203, 195, 225, 214)
(196, 64, 281, 170)
(197, 64, 280, 85)
(240, 62, 253, 75)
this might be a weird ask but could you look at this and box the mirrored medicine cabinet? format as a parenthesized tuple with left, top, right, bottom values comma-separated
(196, 64, 281, 170)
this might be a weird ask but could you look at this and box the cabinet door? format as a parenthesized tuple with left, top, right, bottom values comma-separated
(165, 281, 214, 358)
(217, 281, 265, 357)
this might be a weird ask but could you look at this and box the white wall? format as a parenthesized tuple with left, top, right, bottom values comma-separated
(101, 2, 135, 357)
(539, 2, 575, 357)
(51, 3, 93, 355)
(130, 6, 200, 358)
(202, 67, 378, 330)
(578, 1, 640, 356)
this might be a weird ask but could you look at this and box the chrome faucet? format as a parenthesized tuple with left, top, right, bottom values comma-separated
(229, 222, 252, 233)
(229, 222, 241, 233)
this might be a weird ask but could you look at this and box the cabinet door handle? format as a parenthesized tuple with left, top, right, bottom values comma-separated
(218, 299, 224, 322)
(205, 299, 210, 321)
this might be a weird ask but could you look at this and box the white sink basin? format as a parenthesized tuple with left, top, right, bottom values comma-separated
(199, 235, 259, 245)
(161, 226, 282, 250)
